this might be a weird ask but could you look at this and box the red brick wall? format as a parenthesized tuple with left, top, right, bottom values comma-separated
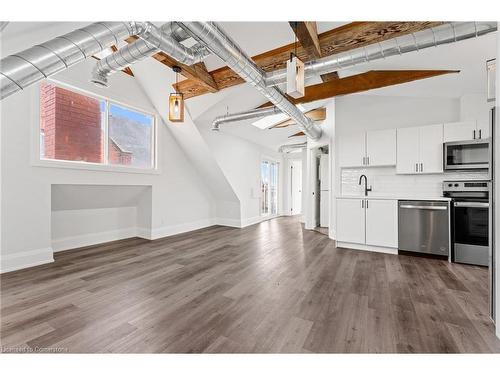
(40, 83, 103, 163)
(108, 139, 132, 165)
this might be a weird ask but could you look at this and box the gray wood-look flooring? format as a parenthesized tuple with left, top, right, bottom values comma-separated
(1, 216, 499, 353)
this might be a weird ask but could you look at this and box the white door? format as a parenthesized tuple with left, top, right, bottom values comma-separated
(366, 128, 396, 166)
(419, 124, 444, 174)
(365, 199, 398, 248)
(396, 127, 420, 174)
(443, 121, 476, 142)
(290, 160, 302, 215)
(320, 192, 329, 227)
(336, 198, 365, 244)
(319, 154, 329, 190)
(339, 132, 365, 167)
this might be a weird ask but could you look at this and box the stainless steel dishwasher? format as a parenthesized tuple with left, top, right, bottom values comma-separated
(398, 200, 450, 256)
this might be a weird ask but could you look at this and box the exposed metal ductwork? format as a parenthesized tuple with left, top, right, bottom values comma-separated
(265, 22, 498, 87)
(211, 106, 281, 131)
(90, 22, 211, 87)
(0, 22, 145, 100)
(178, 22, 323, 140)
(278, 142, 307, 153)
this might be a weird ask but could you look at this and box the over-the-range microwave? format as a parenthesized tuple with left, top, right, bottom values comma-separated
(443, 138, 490, 171)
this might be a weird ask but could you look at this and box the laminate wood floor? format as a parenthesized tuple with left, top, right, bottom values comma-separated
(1, 216, 499, 353)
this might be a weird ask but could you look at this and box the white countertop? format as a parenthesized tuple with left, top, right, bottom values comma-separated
(336, 195, 452, 202)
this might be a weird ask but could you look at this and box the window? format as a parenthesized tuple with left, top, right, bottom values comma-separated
(261, 160, 279, 216)
(39, 82, 155, 169)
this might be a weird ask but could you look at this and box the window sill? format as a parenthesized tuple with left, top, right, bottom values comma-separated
(32, 159, 161, 175)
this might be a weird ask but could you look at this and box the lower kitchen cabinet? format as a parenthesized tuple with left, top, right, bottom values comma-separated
(365, 199, 398, 248)
(336, 198, 398, 253)
(336, 198, 365, 244)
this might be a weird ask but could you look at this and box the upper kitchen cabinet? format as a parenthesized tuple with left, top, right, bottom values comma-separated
(339, 129, 396, 168)
(396, 126, 420, 174)
(396, 124, 443, 174)
(419, 124, 444, 174)
(443, 120, 489, 142)
(366, 128, 397, 167)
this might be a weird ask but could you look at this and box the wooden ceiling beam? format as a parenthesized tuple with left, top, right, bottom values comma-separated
(125, 36, 219, 94)
(258, 70, 459, 108)
(289, 21, 321, 59)
(271, 107, 327, 128)
(320, 71, 339, 82)
(289, 131, 306, 138)
(176, 21, 444, 99)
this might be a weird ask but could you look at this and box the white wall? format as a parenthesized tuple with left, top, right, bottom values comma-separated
(495, 30, 499, 339)
(199, 127, 284, 226)
(1, 28, 217, 271)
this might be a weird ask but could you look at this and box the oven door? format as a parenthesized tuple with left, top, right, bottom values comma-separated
(444, 139, 490, 170)
(453, 201, 489, 266)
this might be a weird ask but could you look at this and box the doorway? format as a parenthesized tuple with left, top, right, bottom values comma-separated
(290, 159, 302, 216)
(261, 159, 279, 217)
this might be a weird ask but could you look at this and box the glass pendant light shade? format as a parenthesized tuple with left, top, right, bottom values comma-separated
(169, 92, 184, 122)
(169, 65, 185, 123)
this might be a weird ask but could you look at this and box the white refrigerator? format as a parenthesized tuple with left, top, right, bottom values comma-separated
(319, 154, 329, 227)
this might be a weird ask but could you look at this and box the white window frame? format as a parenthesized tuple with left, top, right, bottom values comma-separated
(31, 79, 159, 175)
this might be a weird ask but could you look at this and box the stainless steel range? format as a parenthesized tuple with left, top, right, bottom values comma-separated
(443, 180, 490, 266)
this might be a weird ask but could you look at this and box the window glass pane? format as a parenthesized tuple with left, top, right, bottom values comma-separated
(261, 161, 270, 215)
(40, 83, 105, 163)
(108, 103, 154, 168)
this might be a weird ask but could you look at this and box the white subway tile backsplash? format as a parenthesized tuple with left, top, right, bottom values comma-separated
(341, 167, 489, 197)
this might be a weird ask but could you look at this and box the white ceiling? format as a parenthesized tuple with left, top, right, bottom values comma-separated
(1, 22, 497, 151)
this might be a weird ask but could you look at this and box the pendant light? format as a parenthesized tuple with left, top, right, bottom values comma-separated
(169, 65, 184, 122)
(286, 22, 305, 99)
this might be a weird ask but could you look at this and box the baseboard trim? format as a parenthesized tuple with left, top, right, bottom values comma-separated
(150, 218, 217, 240)
(0, 247, 54, 274)
(215, 217, 242, 228)
(52, 227, 137, 252)
(336, 241, 398, 255)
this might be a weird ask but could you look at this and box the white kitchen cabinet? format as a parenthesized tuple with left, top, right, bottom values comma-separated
(339, 133, 365, 167)
(365, 199, 398, 248)
(396, 124, 443, 174)
(419, 124, 444, 174)
(339, 129, 396, 168)
(396, 127, 420, 174)
(366, 128, 397, 166)
(443, 120, 489, 142)
(336, 198, 365, 244)
(443, 121, 477, 142)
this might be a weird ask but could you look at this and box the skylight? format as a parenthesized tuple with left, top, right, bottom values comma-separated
(251, 104, 307, 130)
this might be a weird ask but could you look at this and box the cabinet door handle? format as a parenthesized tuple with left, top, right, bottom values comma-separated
(367, 156, 370, 165)
(361, 200, 364, 208)
(420, 163, 423, 173)
(473, 130, 476, 139)
(479, 129, 482, 139)
(415, 163, 418, 172)
(366, 200, 369, 209)
(362, 157, 365, 165)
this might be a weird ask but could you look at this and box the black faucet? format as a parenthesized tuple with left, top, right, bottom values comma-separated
(358, 174, 372, 196)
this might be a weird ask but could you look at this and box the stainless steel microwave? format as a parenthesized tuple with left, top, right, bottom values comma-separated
(443, 139, 490, 171)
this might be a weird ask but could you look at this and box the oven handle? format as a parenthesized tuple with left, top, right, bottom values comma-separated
(454, 201, 490, 208)
(399, 205, 448, 210)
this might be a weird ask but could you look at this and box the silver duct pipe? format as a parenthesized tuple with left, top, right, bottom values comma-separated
(278, 142, 307, 153)
(212, 106, 281, 131)
(0, 22, 144, 100)
(91, 22, 210, 87)
(179, 22, 322, 140)
(265, 21, 498, 86)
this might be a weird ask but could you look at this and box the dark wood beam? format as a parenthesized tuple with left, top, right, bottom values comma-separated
(176, 22, 444, 99)
(289, 131, 306, 138)
(320, 71, 339, 82)
(125, 36, 219, 94)
(258, 70, 459, 108)
(289, 21, 321, 59)
(271, 107, 327, 128)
